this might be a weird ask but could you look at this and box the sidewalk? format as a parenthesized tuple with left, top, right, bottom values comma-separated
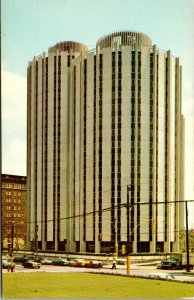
(85, 264, 194, 283)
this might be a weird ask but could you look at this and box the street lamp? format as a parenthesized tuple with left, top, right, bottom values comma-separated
(125, 185, 145, 276)
(113, 218, 118, 258)
(126, 185, 131, 276)
(185, 201, 190, 272)
(10, 206, 14, 272)
(106, 218, 118, 258)
(124, 196, 193, 275)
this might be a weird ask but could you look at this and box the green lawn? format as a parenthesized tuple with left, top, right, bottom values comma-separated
(2, 272, 194, 298)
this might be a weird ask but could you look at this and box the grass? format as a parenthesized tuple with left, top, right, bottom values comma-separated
(2, 272, 194, 298)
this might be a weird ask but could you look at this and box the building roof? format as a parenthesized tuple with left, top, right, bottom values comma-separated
(96, 31, 152, 49)
(49, 41, 88, 53)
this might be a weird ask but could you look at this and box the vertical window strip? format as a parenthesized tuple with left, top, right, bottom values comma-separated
(149, 53, 154, 241)
(45, 57, 48, 242)
(35, 61, 38, 242)
(111, 51, 116, 243)
(130, 50, 135, 242)
(53, 56, 57, 242)
(137, 51, 141, 242)
(155, 54, 159, 242)
(165, 57, 168, 241)
(149, 53, 156, 241)
(28, 66, 32, 243)
(41, 59, 44, 240)
(117, 51, 122, 242)
(98, 54, 103, 240)
(57, 55, 61, 242)
(73, 66, 76, 241)
(83, 59, 87, 241)
(174, 61, 179, 238)
(93, 56, 96, 242)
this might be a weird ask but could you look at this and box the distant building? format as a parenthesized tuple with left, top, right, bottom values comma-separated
(1, 174, 27, 250)
(27, 31, 184, 254)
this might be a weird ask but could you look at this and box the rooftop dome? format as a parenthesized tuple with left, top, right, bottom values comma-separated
(49, 41, 88, 53)
(96, 31, 152, 49)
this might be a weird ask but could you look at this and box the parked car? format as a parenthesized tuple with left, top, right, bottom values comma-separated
(17, 255, 35, 263)
(52, 257, 69, 266)
(85, 261, 102, 269)
(157, 254, 194, 270)
(40, 258, 53, 265)
(13, 256, 25, 263)
(2, 257, 15, 269)
(69, 259, 89, 267)
(22, 260, 41, 269)
(157, 257, 181, 270)
(148, 273, 175, 280)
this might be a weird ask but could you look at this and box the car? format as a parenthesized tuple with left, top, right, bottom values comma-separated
(2, 257, 15, 269)
(85, 261, 102, 269)
(69, 259, 90, 267)
(52, 257, 69, 266)
(40, 258, 53, 265)
(157, 257, 182, 270)
(13, 256, 26, 263)
(148, 272, 175, 280)
(33, 256, 43, 263)
(22, 260, 41, 269)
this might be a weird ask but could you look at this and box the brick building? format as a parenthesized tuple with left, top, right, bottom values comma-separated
(1, 174, 27, 250)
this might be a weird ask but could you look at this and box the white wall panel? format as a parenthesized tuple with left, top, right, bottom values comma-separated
(37, 58, 43, 239)
(47, 53, 54, 240)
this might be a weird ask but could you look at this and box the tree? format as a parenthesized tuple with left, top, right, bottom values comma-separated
(179, 229, 194, 252)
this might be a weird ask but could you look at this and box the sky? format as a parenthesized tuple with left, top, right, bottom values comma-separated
(2, 0, 194, 227)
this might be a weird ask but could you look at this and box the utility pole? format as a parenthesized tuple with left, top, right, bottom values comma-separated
(185, 201, 190, 272)
(10, 206, 14, 272)
(126, 185, 131, 276)
(35, 224, 38, 256)
(114, 217, 118, 258)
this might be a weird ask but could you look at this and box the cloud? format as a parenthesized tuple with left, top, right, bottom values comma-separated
(2, 67, 27, 175)
(2, 139, 26, 176)
(182, 80, 194, 117)
(184, 117, 194, 197)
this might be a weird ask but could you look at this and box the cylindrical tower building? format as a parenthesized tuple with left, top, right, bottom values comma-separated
(27, 41, 88, 251)
(27, 32, 184, 254)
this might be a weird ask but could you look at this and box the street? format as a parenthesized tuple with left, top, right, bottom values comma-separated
(3, 263, 194, 283)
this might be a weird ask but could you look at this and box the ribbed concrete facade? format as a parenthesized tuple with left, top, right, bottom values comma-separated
(27, 32, 184, 254)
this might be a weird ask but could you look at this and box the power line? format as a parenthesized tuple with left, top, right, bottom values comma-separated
(27, 199, 194, 225)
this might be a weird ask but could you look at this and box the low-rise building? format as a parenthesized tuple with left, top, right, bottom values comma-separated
(1, 174, 27, 250)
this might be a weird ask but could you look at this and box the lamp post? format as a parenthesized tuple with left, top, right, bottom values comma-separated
(126, 185, 131, 276)
(113, 218, 118, 258)
(185, 201, 190, 272)
(126, 185, 145, 276)
(10, 206, 14, 272)
(106, 218, 118, 258)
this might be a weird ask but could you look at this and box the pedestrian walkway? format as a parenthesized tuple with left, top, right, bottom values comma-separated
(85, 264, 194, 283)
